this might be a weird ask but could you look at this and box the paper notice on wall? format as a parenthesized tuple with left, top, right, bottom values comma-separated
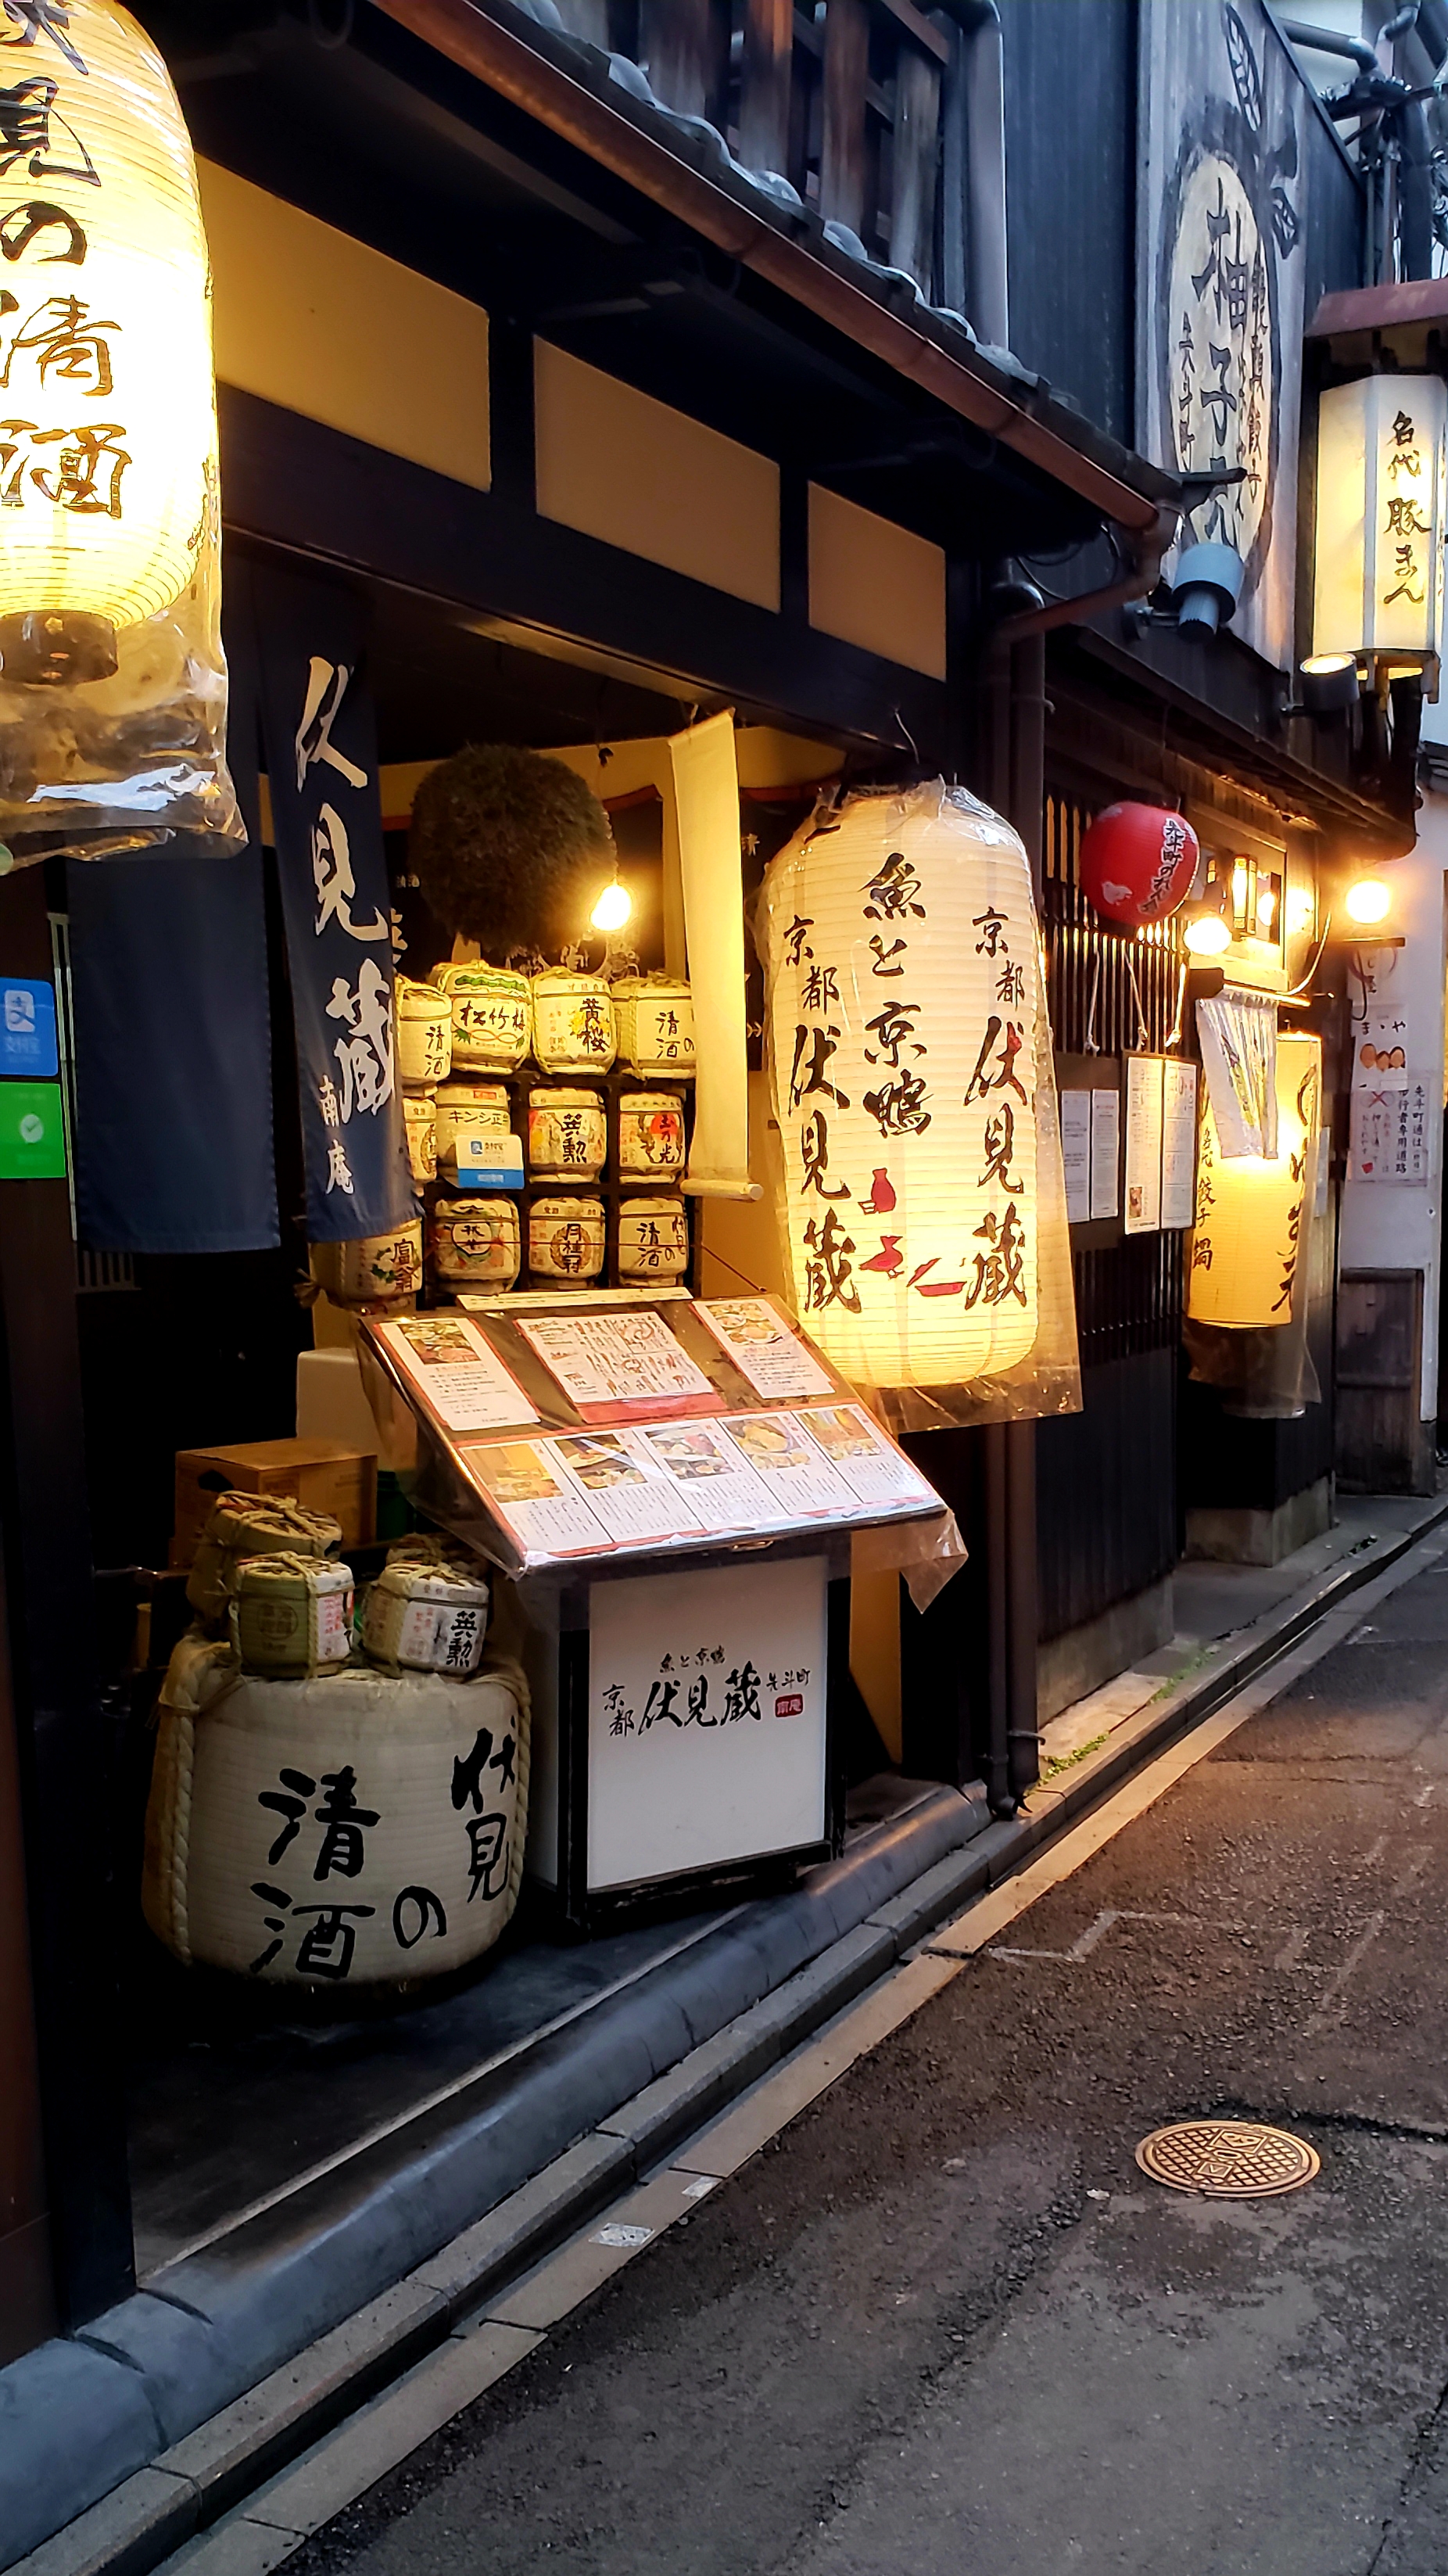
(1351, 1077, 1432, 1182)
(1090, 1088, 1120, 1220)
(1350, 944, 1411, 1091)
(1124, 1056, 1164, 1233)
(378, 1314, 539, 1434)
(1060, 1091, 1091, 1223)
(1160, 1061, 1199, 1230)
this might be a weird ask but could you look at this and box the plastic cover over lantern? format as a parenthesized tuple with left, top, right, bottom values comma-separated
(0, 0, 241, 859)
(1187, 1032, 1321, 1331)
(758, 779, 1081, 1434)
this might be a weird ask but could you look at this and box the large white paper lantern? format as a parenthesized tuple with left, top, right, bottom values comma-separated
(760, 780, 1041, 1392)
(1188, 1032, 1321, 1329)
(0, 0, 216, 682)
(1314, 375, 1447, 664)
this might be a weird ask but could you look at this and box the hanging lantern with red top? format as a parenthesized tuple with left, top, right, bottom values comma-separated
(1078, 803, 1199, 927)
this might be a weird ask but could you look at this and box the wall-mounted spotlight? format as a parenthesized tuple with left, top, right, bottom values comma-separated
(1343, 876, 1392, 927)
(1299, 652, 1361, 717)
(1183, 908, 1232, 956)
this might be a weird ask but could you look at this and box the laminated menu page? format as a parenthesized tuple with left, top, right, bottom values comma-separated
(514, 1308, 719, 1421)
(798, 1405, 939, 1509)
(632, 1418, 787, 1535)
(377, 1313, 539, 1434)
(546, 1430, 705, 1544)
(693, 1297, 833, 1401)
(459, 1440, 609, 1556)
(719, 1412, 855, 1516)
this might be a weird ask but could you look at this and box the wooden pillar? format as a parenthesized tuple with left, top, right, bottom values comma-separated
(737, 0, 794, 176)
(820, 0, 870, 237)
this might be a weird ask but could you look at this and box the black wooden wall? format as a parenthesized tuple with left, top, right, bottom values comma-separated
(1000, 0, 1137, 445)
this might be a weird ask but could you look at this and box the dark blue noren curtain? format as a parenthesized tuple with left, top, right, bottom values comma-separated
(239, 558, 414, 1244)
(67, 625, 279, 1261)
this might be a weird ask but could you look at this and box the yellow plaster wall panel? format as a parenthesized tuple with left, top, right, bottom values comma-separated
(848, 1566, 903, 1765)
(807, 484, 948, 680)
(198, 159, 490, 490)
(534, 342, 780, 611)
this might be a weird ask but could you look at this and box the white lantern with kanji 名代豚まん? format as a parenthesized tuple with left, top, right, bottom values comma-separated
(1314, 375, 1448, 664)
(1187, 1032, 1321, 1329)
(0, 2, 219, 682)
(760, 780, 1044, 1393)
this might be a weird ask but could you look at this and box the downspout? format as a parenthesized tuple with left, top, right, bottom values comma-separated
(962, 2, 1009, 352)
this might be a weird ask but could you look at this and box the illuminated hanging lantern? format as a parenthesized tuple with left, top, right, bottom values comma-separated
(1079, 803, 1199, 927)
(0, 1, 216, 680)
(1313, 375, 1447, 663)
(1187, 1033, 1321, 1329)
(760, 780, 1043, 1393)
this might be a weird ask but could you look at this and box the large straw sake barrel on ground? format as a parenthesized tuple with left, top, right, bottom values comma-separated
(144, 1637, 529, 1986)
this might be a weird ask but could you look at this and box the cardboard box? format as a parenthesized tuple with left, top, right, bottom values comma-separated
(172, 1437, 377, 1566)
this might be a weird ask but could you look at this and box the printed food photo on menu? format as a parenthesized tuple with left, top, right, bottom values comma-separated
(805, 1408, 875, 1461)
(477, 1444, 567, 1505)
(554, 1433, 647, 1491)
(642, 1426, 733, 1480)
(729, 1416, 813, 1473)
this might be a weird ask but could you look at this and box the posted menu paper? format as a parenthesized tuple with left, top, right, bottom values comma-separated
(634, 1419, 782, 1534)
(1124, 1055, 1164, 1235)
(547, 1430, 704, 1544)
(1060, 1091, 1091, 1224)
(1090, 1089, 1120, 1220)
(1161, 1061, 1199, 1230)
(461, 1440, 608, 1555)
(378, 1314, 539, 1434)
(694, 1297, 834, 1400)
(800, 1405, 936, 1509)
(515, 1308, 716, 1419)
(720, 1412, 855, 1516)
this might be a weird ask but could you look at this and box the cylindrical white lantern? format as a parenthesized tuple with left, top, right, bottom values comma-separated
(760, 780, 1042, 1392)
(1188, 1033, 1321, 1328)
(0, 1, 217, 681)
(1314, 375, 1447, 663)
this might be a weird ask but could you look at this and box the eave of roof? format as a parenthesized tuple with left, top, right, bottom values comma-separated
(367, 0, 1181, 537)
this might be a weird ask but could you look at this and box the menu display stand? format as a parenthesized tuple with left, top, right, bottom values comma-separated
(359, 1292, 949, 1930)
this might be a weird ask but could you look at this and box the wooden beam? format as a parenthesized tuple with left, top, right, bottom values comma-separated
(820, 0, 869, 238)
(890, 41, 940, 292)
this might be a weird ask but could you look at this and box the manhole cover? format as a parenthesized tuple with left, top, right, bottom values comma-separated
(1134, 2120, 1320, 2198)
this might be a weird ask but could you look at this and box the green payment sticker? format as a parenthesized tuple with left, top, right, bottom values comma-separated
(0, 1082, 66, 1179)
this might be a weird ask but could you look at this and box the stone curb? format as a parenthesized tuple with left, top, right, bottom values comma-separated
(13, 1489, 1447, 2576)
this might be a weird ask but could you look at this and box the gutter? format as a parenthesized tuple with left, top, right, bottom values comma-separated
(365, 0, 1176, 540)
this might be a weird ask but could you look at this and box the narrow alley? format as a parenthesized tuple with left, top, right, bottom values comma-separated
(216, 1534, 1448, 2576)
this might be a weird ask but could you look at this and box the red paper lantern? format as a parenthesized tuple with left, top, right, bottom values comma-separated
(1079, 802, 1199, 927)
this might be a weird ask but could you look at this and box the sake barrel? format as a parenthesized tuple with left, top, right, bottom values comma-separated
(142, 1646, 530, 1985)
(529, 1193, 606, 1281)
(618, 1090, 686, 1178)
(187, 1494, 343, 1628)
(403, 1089, 437, 1185)
(396, 978, 453, 1088)
(234, 1552, 354, 1678)
(434, 963, 532, 1073)
(362, 1559, 491, 1676)
(435, 1079, 511, 1168)
(432, 1196, 521, 1289)
(618, 1195, 690, 1280)
(309, 1224, 424, 1310)
(531, 967, 617, 1074)
(611, 975, 695, 1078)
(527, 1086, 607, 1181)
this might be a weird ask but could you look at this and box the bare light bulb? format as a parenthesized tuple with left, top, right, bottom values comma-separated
(1256, 884, 1277, 930)
(1185, 911, 1231, 956)
(591, 877, 632, 933)
(1345, 877, 1391, 927)
(1285, 885, 1314, 934)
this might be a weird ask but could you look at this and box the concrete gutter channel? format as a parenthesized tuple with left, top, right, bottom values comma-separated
(9, 1487, 1448, 2576)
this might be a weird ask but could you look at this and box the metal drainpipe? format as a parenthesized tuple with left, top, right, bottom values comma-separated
(937, 0, 1009, 350)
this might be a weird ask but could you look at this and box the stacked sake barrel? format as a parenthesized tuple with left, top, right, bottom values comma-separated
(142, 1495, 526, 1989)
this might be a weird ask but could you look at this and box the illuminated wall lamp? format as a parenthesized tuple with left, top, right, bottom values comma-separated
(1313, 375, 1446, 673)
(1299, 652, 1361, 717)
(1344, 876, 1392, 927)
(1184, 909, 1232, 956)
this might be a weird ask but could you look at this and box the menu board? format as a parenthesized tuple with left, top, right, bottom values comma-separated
(799, 1405, 937, 1508)
(460, 1440, 608, 1555)
(694, 1298, 834, 1401)
(1124, 1056, 1163, 1235)
(378, 1314, 539, 1434)
(515, 1309, 717, 1420)
(717, 1413, 855, 1516)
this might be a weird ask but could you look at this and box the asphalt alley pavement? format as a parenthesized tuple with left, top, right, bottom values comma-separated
(281, 1541, 1448, 2576)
